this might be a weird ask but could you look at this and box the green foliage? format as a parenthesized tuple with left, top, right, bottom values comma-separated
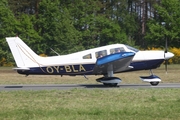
(67, 0, 102, 49)
(16, 14, 42, 54)
(37, 0, 83, 55)
(0, 57, 14, 66)
(96, 16, 128, 46)
(0, 0, 18, 65)
(145, 0, 180, 47)
(0, 0, 180, 66)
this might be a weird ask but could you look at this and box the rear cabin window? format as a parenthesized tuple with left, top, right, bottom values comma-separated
(110, 47, 125, 54)
(83, 54, 92, 59)
(96, 50, 107, 58)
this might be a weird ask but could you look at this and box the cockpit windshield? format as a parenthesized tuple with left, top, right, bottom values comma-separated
(125, 45, 139, 53)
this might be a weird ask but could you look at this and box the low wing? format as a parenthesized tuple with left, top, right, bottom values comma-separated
(93, 52, 135, 75)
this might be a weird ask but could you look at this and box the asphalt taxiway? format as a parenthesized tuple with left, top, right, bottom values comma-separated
(0, 83, 180, 91)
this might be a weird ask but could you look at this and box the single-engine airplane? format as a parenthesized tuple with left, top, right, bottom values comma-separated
(6, 37, 174, 86)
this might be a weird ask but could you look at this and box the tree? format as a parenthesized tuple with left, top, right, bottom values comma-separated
(66, 0, 101, 49)
(0, 0, 19, 65)
(95, 15, 127, 46)
(7, 0, 40, 16)
(116, 0, 139, 46)
(145, 0, 180, 48)
(37, 0, 83, 55)
(67, 0, 129, 48)
(16, 14, 42, 54)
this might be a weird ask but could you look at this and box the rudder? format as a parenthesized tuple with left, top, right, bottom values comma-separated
(6, 37, 41, 67)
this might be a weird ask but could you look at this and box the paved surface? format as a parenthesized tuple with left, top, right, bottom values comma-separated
(0, 83, 180, 91)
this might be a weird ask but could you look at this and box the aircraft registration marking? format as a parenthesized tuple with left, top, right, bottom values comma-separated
(46, 64, 86, 74)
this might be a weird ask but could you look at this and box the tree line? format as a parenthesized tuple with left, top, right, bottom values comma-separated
(0, 0, 180, 65)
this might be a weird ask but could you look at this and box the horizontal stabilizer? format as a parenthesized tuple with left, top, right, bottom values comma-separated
(13, 67, 30, 71)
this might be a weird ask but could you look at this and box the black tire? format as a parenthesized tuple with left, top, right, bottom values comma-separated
(103, 83, 118, 87)
(103, 83, 109, 86)
(150, 82, 159, 86)
(110, 83, 118, 87)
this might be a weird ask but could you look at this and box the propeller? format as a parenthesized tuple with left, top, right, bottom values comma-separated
(164, 37, 168, 74)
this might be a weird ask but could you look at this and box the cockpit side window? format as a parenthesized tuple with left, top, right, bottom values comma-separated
(83, 54, 92, 59)
(110, 47, 125, 54)
(96, 50, 107, 58)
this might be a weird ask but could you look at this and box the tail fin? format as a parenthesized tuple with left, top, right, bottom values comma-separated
(6, 37, 41, 68)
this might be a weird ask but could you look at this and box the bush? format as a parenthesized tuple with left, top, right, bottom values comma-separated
(169, 47, 180, 64)
(0, 57, 14, 67)
(39, 53, 47, 57)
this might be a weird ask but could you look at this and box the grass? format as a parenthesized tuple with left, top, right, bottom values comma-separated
(0, 89, 180, 120)
(0, 64, 180, 84)
(0, 64, 180, 119)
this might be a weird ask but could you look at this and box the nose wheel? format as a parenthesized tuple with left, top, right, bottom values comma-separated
(150, 82, 159, 86)
(140, 70, 161, 86)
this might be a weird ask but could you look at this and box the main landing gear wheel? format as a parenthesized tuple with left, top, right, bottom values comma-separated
(96, 66, 121, 87)
(96, 77, 121, 87)
(150, 82, 159, 86)
(103, 83, 118, 87)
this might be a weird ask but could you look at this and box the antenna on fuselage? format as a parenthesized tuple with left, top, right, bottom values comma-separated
(50, 48, 60, 56)
(84, 74, 88, 80)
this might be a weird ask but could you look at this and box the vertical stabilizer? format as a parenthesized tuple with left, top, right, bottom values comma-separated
(6, 37, 41, 67)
